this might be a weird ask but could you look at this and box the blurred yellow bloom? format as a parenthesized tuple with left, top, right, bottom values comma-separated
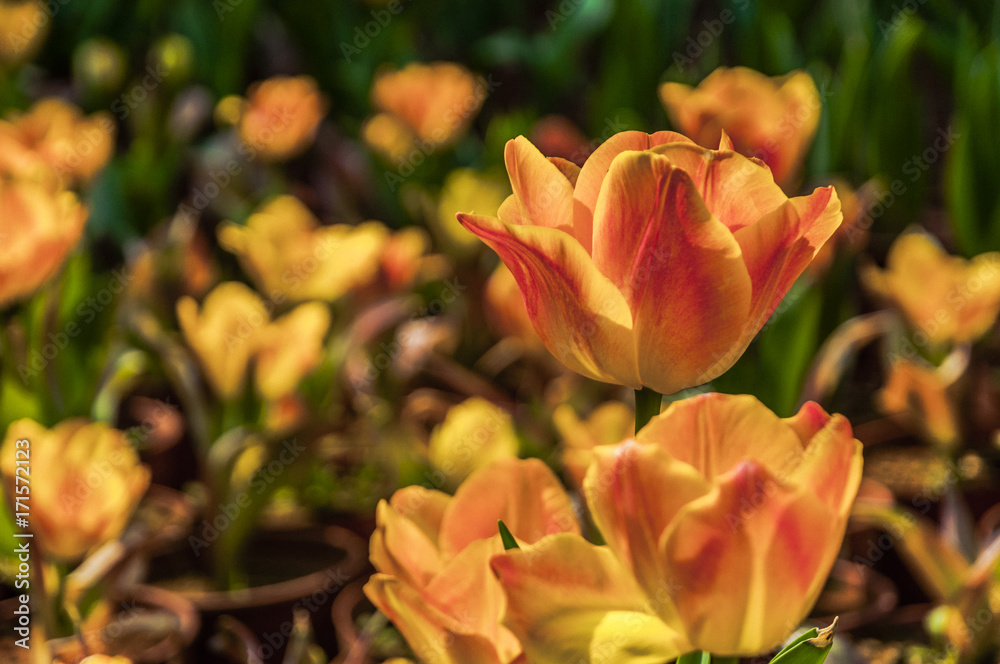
(552, 401, 633, 489)
(436, 168, 509, 254)
(1, 419, 150, 562)
(255, 301, 331, 400)
(361, 111, 416, 163)
(379, 225, 430, 292)
(238, 75, 326, 161)
(0, 177, 87, 307)
(365, 458, 580, 664)
(217, 195, 389, 302)
(79, 656, 134, 664)
(0, 98, 115, 185)
(862, 231, 1000, 345)
(483, 262, 540, 347)
(0, 0, 49, 67)
(176, 281, 268, 400)
(878, 357, 960, 449)
(493, 395, 863, 661)
(367, 61, 484, 158)
(660, 67, 820, 190)
(428, 397, 519, 486)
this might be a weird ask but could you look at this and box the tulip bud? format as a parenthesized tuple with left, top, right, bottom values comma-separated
(1, 419, 151, 562)
(73, 38, 127, 96)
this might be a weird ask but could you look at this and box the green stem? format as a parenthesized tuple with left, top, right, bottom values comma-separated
(634, 387, 662, 433)
(677, 651, 710, 664)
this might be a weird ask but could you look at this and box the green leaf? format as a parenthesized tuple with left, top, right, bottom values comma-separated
(498, 520, 519, 550)
(768, 618, 838, 664)
(676, 651, 710, 664)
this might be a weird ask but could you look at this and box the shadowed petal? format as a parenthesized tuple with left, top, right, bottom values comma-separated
(457, 212, 639, 387)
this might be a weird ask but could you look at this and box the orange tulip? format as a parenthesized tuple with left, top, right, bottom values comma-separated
(371, 61, 484, 147)
(0, 0, 49, 66)
(1, 419, 150, 562)
(862, 231, 1000, 345)
(365, 458, 580, 664)
(238, 75, 326, 161)
(0, 177, 87, 307)
(458, 132, 842, 395)
(0, 98, 115, 185)
(494, 394, 861, 661)
(660, 67, 820, 190)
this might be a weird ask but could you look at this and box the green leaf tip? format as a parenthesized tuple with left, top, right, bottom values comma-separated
(768, 617, 838, 664)
(498, 520, 519, 550)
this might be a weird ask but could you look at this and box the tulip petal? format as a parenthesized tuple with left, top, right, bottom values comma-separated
(505, 137, 576, 236)
(782, 400, 833, 445)
(423, 537, 522, 660)
(491, 533, 680, 664)
(457, 211, 639, 388)
(659, 460, 840, 655)
(638, 393, 805, 482)
(591, 152, 753, 393)
(573, 130, 692, 252)
(389, 485, 452, 545)
(591, 611, 691, 664)
(789, 412, 863, 513)
(439, 458, 580, 558)
(585, 439, 710, 596)
(732, 186, 841, 331)
(548, 156, 581, 186)
(649, 143, 788, 233)
(370, 499, 444, 588)
(364, 575, 504, 664)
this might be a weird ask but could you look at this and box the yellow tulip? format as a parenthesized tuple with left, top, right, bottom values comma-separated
(238, 75, 326, 161)
(365, 458, 580, 664)
(1, 419, 150, 562)
(176, 281, 268, 400)
(458, 132, 841, 395)
(436, 168, 509, 254)
(255, 301, 331, 400)
(660, 67, 820, 190)
(862, 231, 1000, 345)
(0, 177, 87, 307)
(428, 397, 520, 486)
(217, 195, 389, 303)
(552, 401, 633, 489)
(493, 394, 862, 661)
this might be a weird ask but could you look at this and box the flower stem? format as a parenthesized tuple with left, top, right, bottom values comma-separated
(634, 387, 662, 433)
